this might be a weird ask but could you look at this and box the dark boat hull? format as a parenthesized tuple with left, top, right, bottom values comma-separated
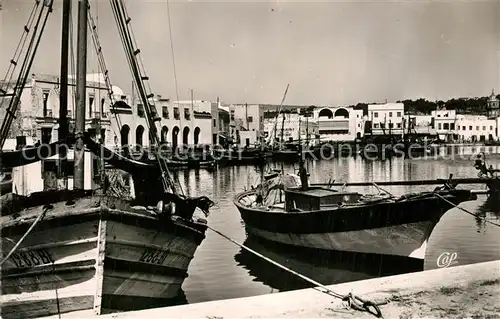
(234, 189, 476, 259)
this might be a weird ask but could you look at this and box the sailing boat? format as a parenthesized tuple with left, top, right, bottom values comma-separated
(0, 0, 213, 317)
(234, 126, 477, 260)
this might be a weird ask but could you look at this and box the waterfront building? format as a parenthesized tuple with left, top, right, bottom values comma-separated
(367, 103, 404, 136)
(112, 91, 219, 149)
(313, 106, 364, 142)
(262, 111, 319, 144)
(0, 73, 114, 195)
(218, 106, 230, 144)
(401, 115, 437, 137)
(410, 115, 433, 127)
(455, 114, 498, 143)
(430, 107, 457, 141)
(0, 73, 114, 146)
(226, 103, 264, 145)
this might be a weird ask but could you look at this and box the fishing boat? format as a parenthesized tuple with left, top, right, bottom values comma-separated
(234, 125, 477, 260)
(142, 148, 216, 169)
(0, 0, 213, 317)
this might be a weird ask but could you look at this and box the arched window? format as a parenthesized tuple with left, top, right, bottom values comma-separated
(318, 108, 334, 119)
(161, 126, 168, 144)
(120, 125, 130, 146)
(172, 126, 180, 149)
(183, 126, 190, 145)
(136, 125, 144, 151)
(334, 108, 349, 118)
(194, 127, 201, 145)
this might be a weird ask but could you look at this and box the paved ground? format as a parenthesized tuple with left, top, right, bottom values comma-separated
(46, 260, 500, 319)
(274, 277, 500, 318)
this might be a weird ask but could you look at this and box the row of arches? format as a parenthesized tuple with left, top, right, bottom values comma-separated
(318, 108, 349, 119)
(120, 125, 201, 148)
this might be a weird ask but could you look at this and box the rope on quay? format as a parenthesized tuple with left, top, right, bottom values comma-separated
(207, 225, 384, 318)
(433, 193, 500, 228)
(0, 204, 52, 266)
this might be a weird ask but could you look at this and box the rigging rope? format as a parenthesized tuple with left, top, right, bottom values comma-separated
(109, 0, 181, 196)
(0, 1, 53, 148)
(434, 193, 500, 228)
(0, 1, 38, 96)
(87, 2, 122, 140)
(207, 225, 383, 318)
(165, 0, 181, 115)
(0, 205, 51, 266)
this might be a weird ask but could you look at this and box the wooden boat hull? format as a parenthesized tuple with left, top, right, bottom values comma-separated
(234, 189, 476, 259)
(1, 193, 206, 318)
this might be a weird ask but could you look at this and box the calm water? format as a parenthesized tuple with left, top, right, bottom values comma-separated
(172, 154, 500, 304)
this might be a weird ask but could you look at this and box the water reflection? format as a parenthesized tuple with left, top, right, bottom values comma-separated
(177, 157, 500, 304)
(234, 235, 423, 293)
(475, 195, 500, 233)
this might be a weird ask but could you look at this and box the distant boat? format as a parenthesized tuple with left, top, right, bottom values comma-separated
(214, 146, 272, 166)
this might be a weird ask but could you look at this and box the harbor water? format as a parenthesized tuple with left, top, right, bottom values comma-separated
(173, 154, 500, 304)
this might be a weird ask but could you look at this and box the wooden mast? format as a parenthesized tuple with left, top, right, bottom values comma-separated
(74, 0, 88, 189)
(298, 117, 308, 190)
(58, 0, 71, 188)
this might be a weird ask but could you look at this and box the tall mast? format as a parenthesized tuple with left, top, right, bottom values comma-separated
(271, 84, 289, 147)
(191, 88, 194, 112)
(74, 0, 88, 189)
(280, 110, 285, 144)
(245, 103, 249, 130)
(58, 0, 71, 185)
(298, 118, 308, 190)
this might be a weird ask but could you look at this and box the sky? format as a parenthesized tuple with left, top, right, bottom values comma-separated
(1, 0, 499, 106)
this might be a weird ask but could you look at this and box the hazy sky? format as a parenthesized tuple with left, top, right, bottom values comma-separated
(1, 0, 499, 106)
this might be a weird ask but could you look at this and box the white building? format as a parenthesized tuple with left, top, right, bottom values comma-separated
(112, 93, 218, 149)
(455, 114, 497, 143)
(367, 103, 404, 135)
(263, 112, 319, 144)
(0, 73, 116, 195)
(0, 73, 114, 146)
(314, 106, 363, 142)
(411, 115, 433, 127)
(226, 104, 264, 145)
(431, 108, 456, 141)
(238, 130, 260, 147)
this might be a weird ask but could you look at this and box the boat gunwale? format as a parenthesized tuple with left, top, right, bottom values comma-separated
(233, 188, 471, 215)
(0, 200, 207, 237)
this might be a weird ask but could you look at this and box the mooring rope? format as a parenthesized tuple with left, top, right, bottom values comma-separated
(434, 193, 500, 228)
(207, 225, 383, 318)
(0, 204, 51, 266)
